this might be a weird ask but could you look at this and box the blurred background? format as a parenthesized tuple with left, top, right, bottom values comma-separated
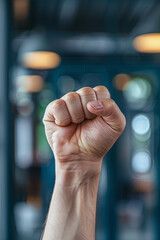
(1, 0, 160, 239)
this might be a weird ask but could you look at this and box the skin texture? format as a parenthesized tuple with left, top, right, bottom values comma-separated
(42, 86, 126, 240)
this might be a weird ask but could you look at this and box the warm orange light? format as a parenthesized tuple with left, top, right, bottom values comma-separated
(113, 73, 131, 91)
(14, 0, 29, 21)
(27, 196, 42, 207)
(133, 181, 154, 192)
(17, 75, 44, 92)
(133, 33, 160, 53)
(22, 51, 61, 69)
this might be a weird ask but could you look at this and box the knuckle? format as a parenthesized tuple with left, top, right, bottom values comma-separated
(77, 87, 94, 96)
(94, 85, 111, 97)
(53, 99, 65, 110)
(63, 92, 79, 102)
(45, 100, 53, 112)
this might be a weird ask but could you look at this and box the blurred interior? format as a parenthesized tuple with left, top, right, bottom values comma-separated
(1, 0, 160, 239)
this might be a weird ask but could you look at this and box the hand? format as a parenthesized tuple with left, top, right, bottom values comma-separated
(43, 86, 126, 188)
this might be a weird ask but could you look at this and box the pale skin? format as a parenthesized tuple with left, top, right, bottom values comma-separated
(42, 86, 126, 240)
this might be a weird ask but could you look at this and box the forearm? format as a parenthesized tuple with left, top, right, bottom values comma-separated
(42, 169, 101, 240)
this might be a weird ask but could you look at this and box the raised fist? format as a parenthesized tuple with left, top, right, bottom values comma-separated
(43, 86, 126, 187)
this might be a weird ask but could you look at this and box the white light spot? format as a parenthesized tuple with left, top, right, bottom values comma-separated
(132, 151, 151, 174)
(132, 114, 150, 135)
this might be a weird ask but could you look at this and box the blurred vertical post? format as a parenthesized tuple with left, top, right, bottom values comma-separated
(0, 0, 11, 239)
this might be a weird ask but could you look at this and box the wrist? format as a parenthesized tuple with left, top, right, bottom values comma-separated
(55, 157, 102, 192)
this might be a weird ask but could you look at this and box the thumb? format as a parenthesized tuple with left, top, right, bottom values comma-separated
(87, 99, 126, 133)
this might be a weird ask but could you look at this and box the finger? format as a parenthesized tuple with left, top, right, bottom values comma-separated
(61, 92, 85, 123)
(43, 99, 71, 126)
(93, 85, 110, 100)
(43, 100, 55, 123)
(77, 87, 97, 119)
(87, 99, 126, 133)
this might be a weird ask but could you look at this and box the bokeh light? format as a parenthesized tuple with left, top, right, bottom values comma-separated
(132, 114, 151, 141)
(132, 151, 152, 174)
(16, 75, 44, 93)
(13, 0, 29, 22)
(21, 51, 61, 69)
(133, 33, 160, 53)
(113, 73, 131, 91)
(123, 76, 152, 108)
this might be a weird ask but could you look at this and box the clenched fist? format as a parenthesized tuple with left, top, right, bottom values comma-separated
(43, 86, 126, 188)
